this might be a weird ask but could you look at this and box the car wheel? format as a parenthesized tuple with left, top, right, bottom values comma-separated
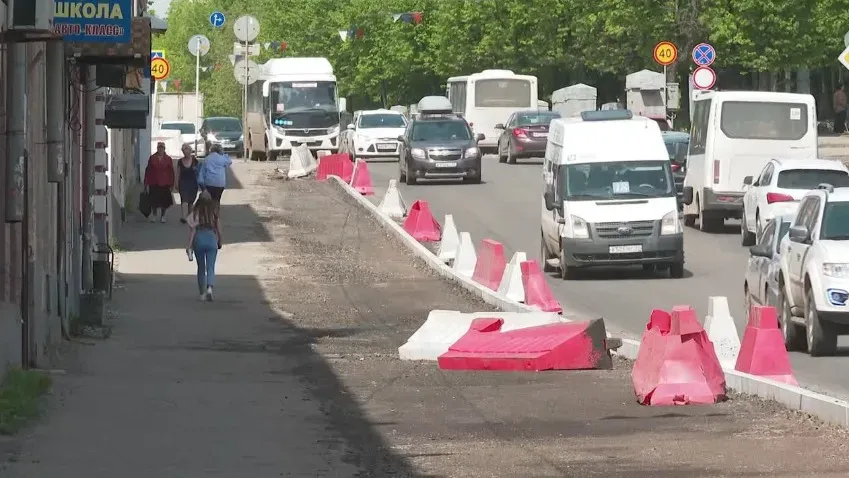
(559, 244, 578, 280)
(540, 232, 557, 273)
(806, 286, 837, 356)
(498, 141, 507, 163)
(405, 166, 418, 185)
(779, 285, 805, 351)
(507, 144, 517, 164)
(669, 261, 685, 278)
(683, 215, 696, 227)
(740, 212, 756, 246)
(399, 165, 406, 181)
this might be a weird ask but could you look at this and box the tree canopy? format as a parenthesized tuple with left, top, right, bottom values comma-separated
(153, 0, 849, 116)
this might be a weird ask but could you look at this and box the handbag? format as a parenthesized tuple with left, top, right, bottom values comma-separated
(138, 189, 152, 218)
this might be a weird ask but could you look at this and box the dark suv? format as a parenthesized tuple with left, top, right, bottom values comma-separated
(397, 101, 484, 185)
(200, 117, 243, 155)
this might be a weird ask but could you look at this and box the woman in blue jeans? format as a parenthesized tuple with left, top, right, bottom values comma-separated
(186, 191, 222, 301)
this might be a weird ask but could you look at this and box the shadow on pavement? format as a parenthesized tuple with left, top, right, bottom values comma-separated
(119, 203, 273, 252)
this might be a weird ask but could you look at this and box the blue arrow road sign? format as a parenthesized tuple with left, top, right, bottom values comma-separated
(151, 50, 164, 60)
(210, 12, 226, 28)
(692, 43, 716, 67)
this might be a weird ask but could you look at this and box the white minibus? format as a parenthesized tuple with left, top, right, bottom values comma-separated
(541, 110, 684, 279)
(447, 69, 538, 154)
(681, 91, 818, 232)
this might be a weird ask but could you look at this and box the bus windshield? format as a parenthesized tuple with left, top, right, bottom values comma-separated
(268, 81, 338, 112)
(474, 79, 532, 108)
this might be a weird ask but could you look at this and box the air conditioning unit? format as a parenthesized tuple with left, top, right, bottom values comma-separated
(7, 0, 54, 32)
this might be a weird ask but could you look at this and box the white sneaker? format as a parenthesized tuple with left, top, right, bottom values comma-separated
(148, 215, 155, 223)
(199, 293, 207, 301)
(160, 215, 167, 223)
(206, 286, 214, 301)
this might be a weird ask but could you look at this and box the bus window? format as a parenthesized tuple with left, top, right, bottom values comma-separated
(720, 101, 808, 141)
(474, 79, 531, 108)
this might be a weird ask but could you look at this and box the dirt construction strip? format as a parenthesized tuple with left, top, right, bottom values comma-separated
(260, 168, 849, 477)
(2, 161, 848, 477)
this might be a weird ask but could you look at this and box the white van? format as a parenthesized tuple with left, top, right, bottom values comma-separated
(541, 110, 684, 279)
(682, 91, 818, 232)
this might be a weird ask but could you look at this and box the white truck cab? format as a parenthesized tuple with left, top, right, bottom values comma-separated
(540, 110, 684, 279)
(778, 184, 849, 356)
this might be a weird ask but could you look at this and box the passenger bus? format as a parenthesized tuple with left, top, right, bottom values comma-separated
(681, 90, 818, 232)
(446, 70, 538, 154)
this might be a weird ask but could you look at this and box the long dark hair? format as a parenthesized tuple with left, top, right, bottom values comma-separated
(193, 191, 218, 228)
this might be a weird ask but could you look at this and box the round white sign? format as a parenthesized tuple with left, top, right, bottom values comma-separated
(234, 15, 260, 43)
(692, 66, 716, 90)
(187, 34, 211, 57)
(233, 59, 259, 86)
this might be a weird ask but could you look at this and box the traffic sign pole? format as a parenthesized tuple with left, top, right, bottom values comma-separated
(234, 15, 260, 160)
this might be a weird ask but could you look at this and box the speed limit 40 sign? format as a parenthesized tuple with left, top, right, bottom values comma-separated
(150, 57, 171, 81)
(653, 41, 678, 66)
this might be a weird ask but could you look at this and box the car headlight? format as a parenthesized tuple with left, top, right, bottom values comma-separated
(661, 210, 682, 235)
(207, 133, 217, 142)
(564, 215, 589, 239)
(239, 134, 244, 141)
(357, 134, 371, 142)
(411, 148, 426, 159)
(464, 146, 480, 157)
(823, 263, 849, 278)
(327, 125, 339, 134)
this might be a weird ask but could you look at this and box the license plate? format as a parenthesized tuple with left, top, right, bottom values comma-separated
(377, 143, 396, 151)
(533, 132, 548, 138)
(609, 245, 642, 254)
(220, 142, 232, 147)
(435, 162, 455, 168)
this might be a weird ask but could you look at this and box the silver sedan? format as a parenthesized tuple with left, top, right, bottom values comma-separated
(744, 214, 794, 316)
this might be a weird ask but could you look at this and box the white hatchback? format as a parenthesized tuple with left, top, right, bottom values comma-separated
(741, 158, 849, 245)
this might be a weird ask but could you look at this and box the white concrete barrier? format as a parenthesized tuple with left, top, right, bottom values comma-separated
(452, 232, 477, 279)
(497, 251, 527, 303)
(377, 179, 407, 219)
(436, 214, 460, 263)
(704, 296, 741, 369)
(288, 144, 318, 178)
(399, 309, 564, 361)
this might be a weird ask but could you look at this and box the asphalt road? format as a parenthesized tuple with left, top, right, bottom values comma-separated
(364, 156, 849, 400)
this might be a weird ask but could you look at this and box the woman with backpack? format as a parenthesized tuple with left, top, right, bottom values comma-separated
(186, 191, 223, 301)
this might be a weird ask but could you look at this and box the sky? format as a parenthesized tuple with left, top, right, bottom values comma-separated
(150, 0, 172, 17)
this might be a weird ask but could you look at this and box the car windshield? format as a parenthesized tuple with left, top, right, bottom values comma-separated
(664, 140, 689, 163)
(516, 112, 560, 126)
(411, 120, 471, 141)
(359, 114, 406, 129)
(558, 160, 675, 200)
(205, 118, 241, 132)
(777, 169, 849, 189)
(161, 123, 195, 134)
(821, 202, 849, 240)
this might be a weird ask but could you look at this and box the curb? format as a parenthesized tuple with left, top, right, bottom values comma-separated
(327, 176, 849, 428)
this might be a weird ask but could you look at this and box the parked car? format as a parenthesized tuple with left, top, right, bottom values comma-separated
(495, 110, 561, 164)
(200, 117, 244, 156)
(741, 158, 849, 245)
(744, 214, 794, 316)
(778, 184, 849, 356)
(159, 121, 205, 157)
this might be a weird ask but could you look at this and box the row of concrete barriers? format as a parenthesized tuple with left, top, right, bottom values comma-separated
(303, 153, 849, 424)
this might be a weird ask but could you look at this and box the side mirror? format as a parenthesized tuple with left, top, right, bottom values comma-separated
(749, 244, 772, 258)
(788, 225, 809, 243)
(743, 176, 753, 186)
(544, 190, 555, 211)
(494, 123, 505, 129)
(681, 186, 694, 205)
(396, 135, 405, 143)
(476, 133, 485, 142)
(346, 124, 355, 130)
